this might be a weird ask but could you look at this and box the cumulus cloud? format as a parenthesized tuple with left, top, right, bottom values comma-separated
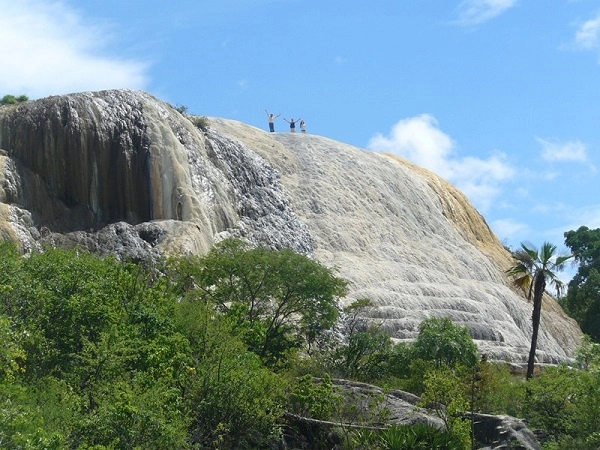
(368, 114, 455, 178)
(537, 138, 588, 162)
(0, 0, 148, 98)
(574, 13, 600, 50)
(455, 0, 518, 26)
(368, 114, 515, 211)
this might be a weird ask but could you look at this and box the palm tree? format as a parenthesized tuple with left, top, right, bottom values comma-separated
(506, 242, 572, 379)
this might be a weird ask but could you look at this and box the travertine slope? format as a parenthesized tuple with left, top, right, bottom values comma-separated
(0, 90, 581, 363)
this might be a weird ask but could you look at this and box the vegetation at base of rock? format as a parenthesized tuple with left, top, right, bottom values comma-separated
(0, 94, 28, 105)
(166, 239, 346, 367)
(349, 423, 465, 450)
(1, 240, 600, 449)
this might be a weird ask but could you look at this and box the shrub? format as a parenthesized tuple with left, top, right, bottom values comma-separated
(1, 94, 28, 105)
(348, 423, 464, 450)
(288, 373, 339, 420)
(190, 115, 210, 131)
(412, 317, 478, 369)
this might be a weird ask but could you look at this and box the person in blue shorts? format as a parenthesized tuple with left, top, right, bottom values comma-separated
(265, 109, 280, 132)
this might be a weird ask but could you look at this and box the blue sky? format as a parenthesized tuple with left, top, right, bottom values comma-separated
(1, 0, 600, 262)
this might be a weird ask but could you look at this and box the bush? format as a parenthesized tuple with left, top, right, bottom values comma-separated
(190, 115, 210, 131)
(1, 94, 28, 105)
(288, 374, 339, 420)
(348, 423, 464, 450)
(412, 317, 478, 369)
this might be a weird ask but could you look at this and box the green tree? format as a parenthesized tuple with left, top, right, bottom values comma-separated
(418, 367, 471, 449)
(412, 317, 479, 370)
(405, 317, 478, 395)
(175, 299, 285, 449)
(0, 247, 194, 448)
(168, 239, 347, 366)
(506, 242, 572, 379)
(332, 299, 395, 382)
(522, 362, 600, 448)
(564, 226, 600, 341)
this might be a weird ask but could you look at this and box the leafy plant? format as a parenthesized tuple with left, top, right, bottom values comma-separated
(289, 373, 339, 420)
(506, 241, 572, 379)
(168, 238, 347, 366)
(418, 367, 471, 448)
(347, 424, 464, 450)
(190, 115, 210, 131)
(1, 94, 28, 105)
(412, 317, 479, 370)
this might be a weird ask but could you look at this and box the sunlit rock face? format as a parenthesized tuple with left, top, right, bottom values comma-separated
(0, 90, 581, 364)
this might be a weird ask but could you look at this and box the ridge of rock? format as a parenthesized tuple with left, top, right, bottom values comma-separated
(0, 89, 582, 363)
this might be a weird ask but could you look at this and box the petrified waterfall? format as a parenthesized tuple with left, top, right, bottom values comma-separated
(0, 89, 582, 364)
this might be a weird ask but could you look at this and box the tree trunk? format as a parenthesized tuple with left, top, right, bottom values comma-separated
(527, 273, 546, 379)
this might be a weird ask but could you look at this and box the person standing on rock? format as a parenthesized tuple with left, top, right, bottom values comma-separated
(299, 119, 306, 134)
(284, 117, 301, 133)
(265, 109, 280, 132)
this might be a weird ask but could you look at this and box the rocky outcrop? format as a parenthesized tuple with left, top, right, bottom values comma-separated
(0, 89, 582, 364)
(284, 379, 540, 450)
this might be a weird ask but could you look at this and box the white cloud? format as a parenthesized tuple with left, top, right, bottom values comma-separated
(368, 114, 455, 178)
(368, 114, 515, 211)
(537, 138, 588, 162)
(490, 218, 530, 243)
(574, 13, 600, 50)
(455, 0, 517, 26)
(0, 0, 148, 98)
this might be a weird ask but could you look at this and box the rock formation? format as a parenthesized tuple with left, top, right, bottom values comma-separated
(0, 89, 582, 364)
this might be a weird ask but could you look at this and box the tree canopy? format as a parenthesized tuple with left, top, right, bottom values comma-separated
(167, 239, 347, 366)
(564, 226, 600, 341)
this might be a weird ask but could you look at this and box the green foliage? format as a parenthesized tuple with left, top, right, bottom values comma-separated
(506, 241, 572, 379)
(174, 103, 188, 114)
(332, 300, 395, 381)
(348, 423, 465, 450)
(575, 335, 600, 369)
(471, 359, 524, 416)
(564, 226, 600, 341)
(412, 317, 479, 370)
(168, 239, 347, 366)
(189, 341, 285, 449)
(522, 363, 600, 448)
(418, 367, 471, 449)
(0, 381, 69, 449)
(174, 297, 286, 449)
(337, 327, 394, 381)
(4, 240, 600, 448)
(0, 94, 28, 105)
(289, 374, 339, 420)
(0, 247, 193, 448)
(0, 315, 26, 381)
(190, 115, 210, 131)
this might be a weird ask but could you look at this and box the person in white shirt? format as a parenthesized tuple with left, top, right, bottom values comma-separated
(265, 109, 280, 132)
